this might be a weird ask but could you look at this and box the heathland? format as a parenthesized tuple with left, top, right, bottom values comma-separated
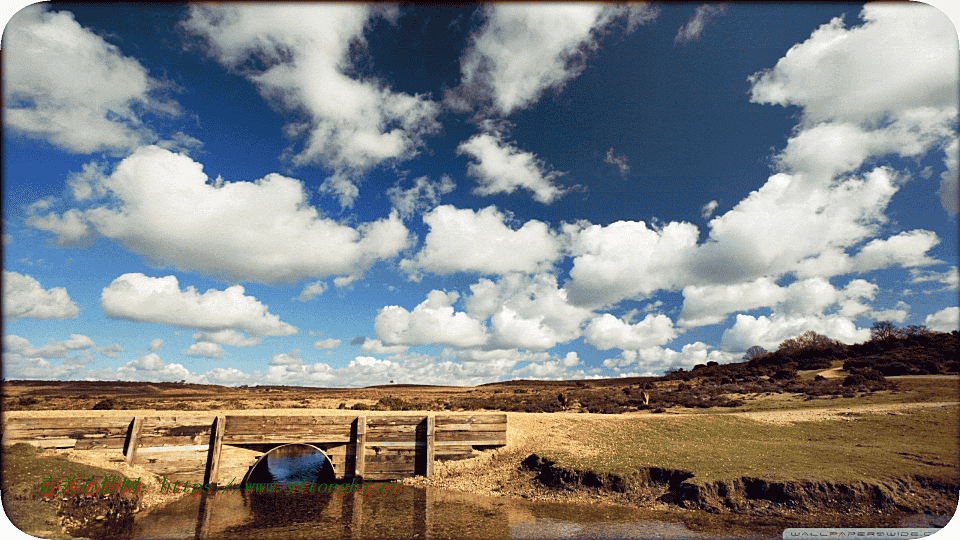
(2, 328, 958, 536)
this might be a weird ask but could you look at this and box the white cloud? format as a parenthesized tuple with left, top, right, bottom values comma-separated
(679, 277, 784, 328)
(939, 137, 959, 215)
(925, 307, 960, 332)
(510, 351, 585, 380)
(149, 339, 164, 352)
(375, 290, 489, 348)
(358, 338, 408, 355)
(96, 344, 124, 358)
(387, 175, 456, 219)
(191, 330, 262, 347)
(700, 200, 719, 219)
(402, 205, 561, 277)
(2, 270, 79, 320)
(604, 342, 736, 374)
(30, 146, 411, 284)
(694, 168, 902, 284)
(721, 312, 870, 352)
(115, 353, 191, 382)
(314, 338, 341, 351)
(181, 342, 227, 359)
(911, 266, 959, 290)
(675, 4, 728, 43)
(749, 4, 957, 127)
(457, 133, 565, 203)
(183, 4, 439, 173)
(24, 209, 93, 246)
(269, 352, 304, 367)
(564, 220, 699, 307)
(295, 281, 328, 302)
(466, 273, 593, 351)
(3, 334, 95, 359)
(584, 313, 677, 351)
(604, 148, 630, 178)
(101, 273, 298, 337)
(3, 5, 179, 154)
(451, 4, 657, 115)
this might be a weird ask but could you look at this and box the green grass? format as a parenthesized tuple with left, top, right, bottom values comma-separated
(544, 407, 959, 486)
(1, 443, 132, 538)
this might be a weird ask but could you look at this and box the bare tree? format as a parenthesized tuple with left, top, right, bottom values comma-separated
(870, 321, 900, 341)
(743, 345, 768, 361)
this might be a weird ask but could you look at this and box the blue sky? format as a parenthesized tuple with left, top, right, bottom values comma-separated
(2, 2, 959, 387)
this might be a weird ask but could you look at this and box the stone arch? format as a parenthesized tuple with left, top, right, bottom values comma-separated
(241, 443, 336, 486)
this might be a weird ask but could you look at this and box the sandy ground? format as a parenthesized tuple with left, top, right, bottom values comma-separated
(6, 401, 958, 509)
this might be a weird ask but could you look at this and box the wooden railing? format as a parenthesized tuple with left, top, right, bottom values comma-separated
(2, 413, 507, 483)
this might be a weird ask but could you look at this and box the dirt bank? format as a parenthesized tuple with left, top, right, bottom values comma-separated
(519, 454, 959, 516)
(404, 402, 959, 516)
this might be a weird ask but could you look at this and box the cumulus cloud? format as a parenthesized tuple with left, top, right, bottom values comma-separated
(358, 338, 408, 355)
(564, 220, 699, 307)
(401, 205, 562, 277)
(694, 168, 903, 284)
(96, 344, 124, 358)
(3, 5, 180, 154)
(584, 313, 677, 351)
(925, 307, 960, 332)
(465, 273, 593, 351)
(149, 339, 164, 352)
(183, 4, 439, 175)
(375, 290, 489, 348)
(749, 4, 957, 128)
(3, 334, 95, 359)
(675, 4, 728, 43)
(192, 330, 263, 347)
(457, 132, 565, 203)
(101, 273, 297, 337)
(450, 4, 658, 115)
(181, 342, 227, 359)
(387, 175, 456, 219)
(603, 342, 736, 374)
(2, 270, 79, 320)
(29, 146, 411, 284)
(314, 338, 341, 350)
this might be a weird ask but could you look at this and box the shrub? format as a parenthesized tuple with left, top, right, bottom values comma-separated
(92, 398, 117, 410)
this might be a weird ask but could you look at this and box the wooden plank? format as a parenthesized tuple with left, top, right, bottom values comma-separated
(363, 462, 417, 473)
(354, 416, 366, 478)
(74, 439, 126, 450)
(435, 414, 506, 425)
(435, 431, 507, 443)
(365, 416, 423, 427)
(137, 445, 208, 453)
(221, 434, 352, 444)
(204, 415, 225, 487)
(125, 417, 144, 466)
(425, 415, 435, 478)
(434, 423, 508, 432)
(364, 454, 419, 464)
(3, 417, 136, 429)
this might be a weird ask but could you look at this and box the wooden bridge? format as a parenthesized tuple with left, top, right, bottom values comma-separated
(1, 412, 507, 485)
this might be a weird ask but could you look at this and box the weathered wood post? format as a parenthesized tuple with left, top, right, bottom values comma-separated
(125, 417, 144, 466)
(353, 416, 366, 478)
(203, 415, 225, 487)
(425, 415, 435, 478)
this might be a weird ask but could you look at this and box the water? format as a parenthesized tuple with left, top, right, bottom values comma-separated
(77, 446, 950, 540)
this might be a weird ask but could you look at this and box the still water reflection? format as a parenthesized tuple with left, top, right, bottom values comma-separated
(93, 446, 948, 540)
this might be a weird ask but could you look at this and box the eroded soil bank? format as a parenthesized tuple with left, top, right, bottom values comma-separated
(519, 454, 959, 517)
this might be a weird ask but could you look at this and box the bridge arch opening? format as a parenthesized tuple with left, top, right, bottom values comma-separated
(242, 443, 337, 487)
